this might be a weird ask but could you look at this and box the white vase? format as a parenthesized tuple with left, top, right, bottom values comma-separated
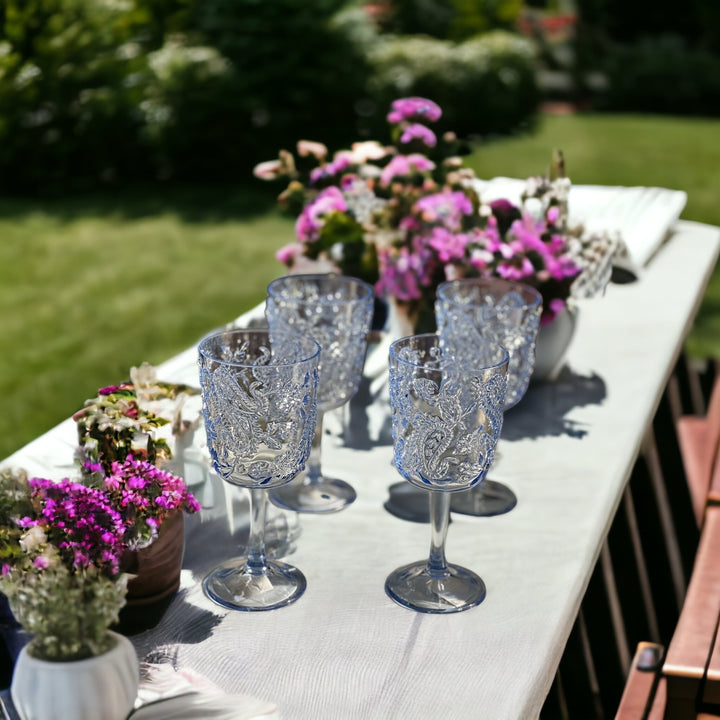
(11, 630, 139, 720)
(533, 304, 578, 382)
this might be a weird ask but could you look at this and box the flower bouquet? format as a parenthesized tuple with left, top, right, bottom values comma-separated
(0, 468, 129, 661)
(256, 96, 617, 334)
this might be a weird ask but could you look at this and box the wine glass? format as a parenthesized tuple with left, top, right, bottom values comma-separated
(198, 328, 320, 611)
(435, 278, 542, 516)
(265, 274, 374, 514)
(386, 333, 508, 613)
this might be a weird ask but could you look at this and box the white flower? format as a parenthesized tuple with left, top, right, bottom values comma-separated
(20, 525, 46, 553)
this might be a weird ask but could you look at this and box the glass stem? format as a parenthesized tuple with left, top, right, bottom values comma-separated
(246, 488, 269, 576)
(305, 410, 325, 486)
(426, 490, 451, 579)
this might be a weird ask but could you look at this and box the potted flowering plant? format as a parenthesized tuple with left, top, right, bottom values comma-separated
(73, 362, 200, 477)
(71, 365, 202, 629)
(0, 468, 139, 720)
(255, 96, 608, 336)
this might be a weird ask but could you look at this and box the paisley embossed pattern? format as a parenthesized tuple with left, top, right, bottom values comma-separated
(436, 278, 542, 410)
(198, 330, 320, 489)
(265, 274, 374, 410)
(389, 334, 508, 492)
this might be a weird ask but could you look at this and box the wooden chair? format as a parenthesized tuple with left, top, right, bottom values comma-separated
(676, 374, 720, 528)
(615, 506, 720, 719)
(615, 642, 665, 719)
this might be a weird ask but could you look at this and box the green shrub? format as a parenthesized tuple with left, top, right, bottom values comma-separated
(0, 0, 153, 193)
(190, 0, 373, 182)
(366, 31, 539, 138)
(379, 0, 524, 41)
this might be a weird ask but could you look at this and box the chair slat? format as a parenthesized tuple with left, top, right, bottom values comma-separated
(663, 507, 720, 719)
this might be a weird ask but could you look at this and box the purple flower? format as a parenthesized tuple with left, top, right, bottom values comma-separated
(380, 154, 436, 186)
(27, 478, 126, 574)
(399, 123, 437, 148)
(387, 97, 442, 124)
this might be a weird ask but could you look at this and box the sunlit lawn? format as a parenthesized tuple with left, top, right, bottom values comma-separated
(1, 112, 720, 461)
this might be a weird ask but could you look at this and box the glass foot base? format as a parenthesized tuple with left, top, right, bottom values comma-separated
(203, 557, 306, 611)
(270, 478, 356, 514)
(450, 479, 517, 517)
(385, 561, 486, 613)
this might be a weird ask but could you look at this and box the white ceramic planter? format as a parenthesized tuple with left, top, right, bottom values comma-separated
(11, 630, 139, 720)
(533, 304, 578, 382)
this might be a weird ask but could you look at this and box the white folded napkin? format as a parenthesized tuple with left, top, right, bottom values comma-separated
(130, 663, 277, 720)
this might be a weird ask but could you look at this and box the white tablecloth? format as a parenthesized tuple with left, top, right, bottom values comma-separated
(3, 220, 719, 720)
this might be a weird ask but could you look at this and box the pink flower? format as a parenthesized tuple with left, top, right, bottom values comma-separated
(380, 154, 435, 186)
(309, 154, 352, 185)
(428, 227, 469, 263)
(295, 186, 347, 242)
(253, 159, 285, 181)
(542, 298, 567, 326)
(399, 123, 437, 148)
(415, 191, 473, 231)
(276, 242, 304, 266)
(387, 97, 442, 124)
(375, 247, 425, 301)
(296, 140, 328, 161)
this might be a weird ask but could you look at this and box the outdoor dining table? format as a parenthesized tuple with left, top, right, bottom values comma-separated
(2, 216, 719, 719)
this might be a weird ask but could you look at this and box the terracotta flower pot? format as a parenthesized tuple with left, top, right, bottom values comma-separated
(116, 510, 185, 635)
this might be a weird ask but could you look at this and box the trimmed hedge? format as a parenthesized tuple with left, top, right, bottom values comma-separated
(366, 31, 539, 139)
(0, 1, 540, 193)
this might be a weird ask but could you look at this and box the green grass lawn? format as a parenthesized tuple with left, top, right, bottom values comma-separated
(1, 112, 719, 461)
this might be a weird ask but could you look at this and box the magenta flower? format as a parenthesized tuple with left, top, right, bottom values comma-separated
(104, 454, 200, 545)
(387, 97, 442, 124)
(28, 478, 126, 574)
(399, 123, 437, 148)
(380, 154, 436, 186)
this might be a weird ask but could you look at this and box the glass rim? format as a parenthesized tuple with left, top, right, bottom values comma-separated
(389, 332, 510, 372)
(266, 273, 375, 304)
(436, 278, 542, 309)
(198, 328, 321, 368)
